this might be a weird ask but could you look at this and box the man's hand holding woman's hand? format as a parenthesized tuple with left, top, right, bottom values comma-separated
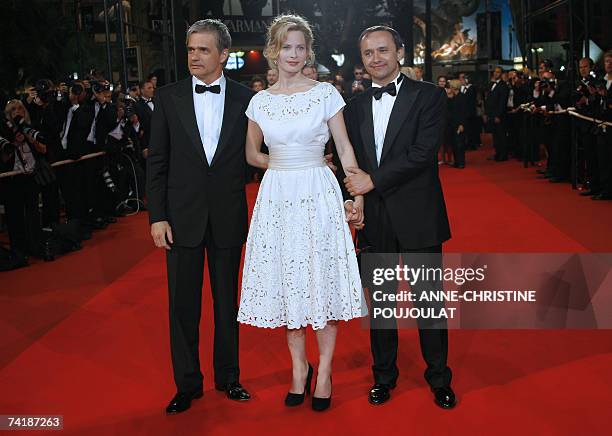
(344, 195, 365, 230)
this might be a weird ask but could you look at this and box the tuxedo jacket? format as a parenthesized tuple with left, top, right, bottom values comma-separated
(65, 103, 95, 159)
(462, 85, 477, 117)
(135, 97, 154, 147)
(484, 80, 509, 119)
(94, 102, 118, 151)
(344, 76, 451, 250)
(146, 77, 255, 248)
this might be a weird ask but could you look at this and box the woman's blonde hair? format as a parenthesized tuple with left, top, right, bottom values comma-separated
(448, 79, 462, 91)
(264, 14, 315, 70)
(4, 99, 31, 124)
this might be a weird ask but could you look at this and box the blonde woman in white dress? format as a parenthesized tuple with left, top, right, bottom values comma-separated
(237, 14, 366, 411)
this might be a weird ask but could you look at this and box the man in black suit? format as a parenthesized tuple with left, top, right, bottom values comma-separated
(458, 73, 479, 150)
(135, 80, 155, 149)
(545, 71, 573, 183)
(342, 26, 455, 409)
(485, 66, 510, 161)
(60, 82, 94, 222)
(147, 19, 253, 415)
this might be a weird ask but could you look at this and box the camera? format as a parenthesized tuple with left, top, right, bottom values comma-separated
(34, 79, 55, 104)
(573, 79, 592, 102)
(4, 116, 46, 145)
(122, 97, 137, 121)
(589, 77, 607, 91)
(91, 81, 111, 94)
(70, 83, 84, 97)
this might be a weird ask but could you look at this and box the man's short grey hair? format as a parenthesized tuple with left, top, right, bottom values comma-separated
(186, 19, 232, 52)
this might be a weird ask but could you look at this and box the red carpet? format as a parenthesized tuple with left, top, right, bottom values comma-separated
(1, 142, 611, 435)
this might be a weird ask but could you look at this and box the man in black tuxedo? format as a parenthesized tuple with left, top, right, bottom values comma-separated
(135, 80, 155, 148)
(458, 72, 479, 149)
(342, 26, 455, 409)
(484, 67, 510, 161)
(60, 82, 94, 222)
(147, 19, 253, 415)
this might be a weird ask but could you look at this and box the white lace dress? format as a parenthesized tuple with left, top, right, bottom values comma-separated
(237, 82, 365, 330)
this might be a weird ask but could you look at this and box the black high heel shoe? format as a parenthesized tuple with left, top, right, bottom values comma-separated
(285, 362, 313, 407)
(312, 375, 332, 412)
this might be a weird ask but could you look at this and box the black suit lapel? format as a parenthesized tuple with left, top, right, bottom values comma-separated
(380, 76, 420, 165)
(171, 78, 207, 166)
(211, 79, 242, 167)
(359, 91, 378, 170)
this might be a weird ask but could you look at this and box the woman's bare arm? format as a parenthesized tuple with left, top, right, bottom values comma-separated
(245, 119, 269, 169)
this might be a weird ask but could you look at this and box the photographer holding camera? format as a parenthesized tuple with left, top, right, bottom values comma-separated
(574, 58, 600, 196)
(1, 100, 48, 264)
(58, 81, 94, 224)
(531, 64, 558, 173)
(23, 79, 67, 226)
(104, 100, 146, 212)
(79, 79, 118, 227)
(589, 50, 612, 201)
(544, 70, 572, 183)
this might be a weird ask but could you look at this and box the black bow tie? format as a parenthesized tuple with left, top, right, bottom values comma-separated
(195, 84, 221, 94)
(373, 76, 403, 100)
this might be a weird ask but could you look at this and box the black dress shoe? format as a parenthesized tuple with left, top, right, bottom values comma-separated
(312, 375, 332, 412)
(165, 389, 203, 414)
(104, 215, 117, 224)
(368, 383, 394, 406)
(580, 190, 598, 197)
(592, 193, 612, 201)
(432, 386, 456, 409)
(285, 362, 313, 407)
(215, 382, 251, 401)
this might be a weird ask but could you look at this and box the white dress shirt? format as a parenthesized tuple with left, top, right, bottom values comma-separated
(606, 73, 611, 91)
(61, 104, 79, 149)
(507, 89, 514, 108)
(193, 74, 226, 165)
(372, 73, 404, 165)
(87, 101, 102, 144)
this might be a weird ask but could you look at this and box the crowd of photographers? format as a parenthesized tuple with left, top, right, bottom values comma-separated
(431, 50, 611, 198)
(0, 72, 158, 269)
(479, 51, 612, 199)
